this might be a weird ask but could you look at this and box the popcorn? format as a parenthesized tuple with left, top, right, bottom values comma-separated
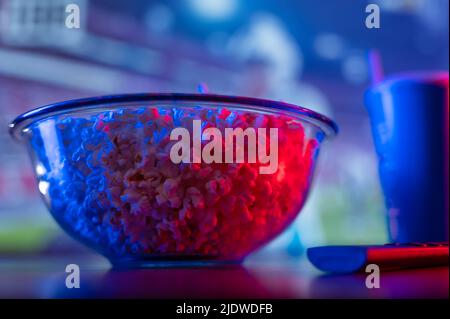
(30, 106, 318, 261)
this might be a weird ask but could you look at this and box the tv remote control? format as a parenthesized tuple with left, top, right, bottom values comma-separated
(307, 242, 449, 273)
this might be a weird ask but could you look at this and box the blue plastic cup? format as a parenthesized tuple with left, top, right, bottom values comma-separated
(365, 72, 449, 243)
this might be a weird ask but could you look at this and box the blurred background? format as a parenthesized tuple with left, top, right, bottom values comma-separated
(0, 0, 448, 261)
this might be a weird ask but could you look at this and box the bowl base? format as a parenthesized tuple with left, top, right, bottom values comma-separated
(110, 256, 243, 269)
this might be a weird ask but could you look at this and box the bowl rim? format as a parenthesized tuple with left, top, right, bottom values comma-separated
(9, 93, 339, 141)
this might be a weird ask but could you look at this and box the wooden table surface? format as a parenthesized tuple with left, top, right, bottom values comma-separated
(0, 253, 448, 299)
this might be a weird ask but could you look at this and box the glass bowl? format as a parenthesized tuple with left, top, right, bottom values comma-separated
(9, 93, 338, 267)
